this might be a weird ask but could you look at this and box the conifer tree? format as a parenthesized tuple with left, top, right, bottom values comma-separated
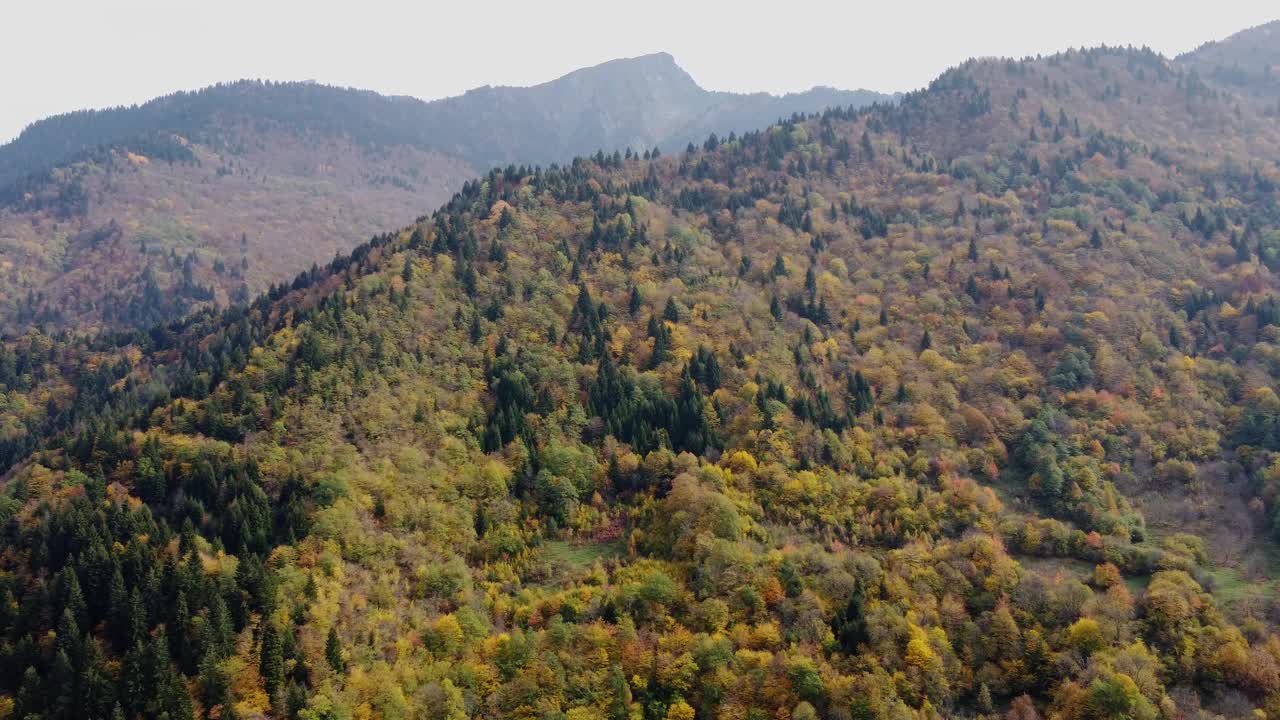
(628, 286, 641, 316)
(663, 296, 680, 322)
(259, 620, 284, 700)
(326, 625, 346, 672)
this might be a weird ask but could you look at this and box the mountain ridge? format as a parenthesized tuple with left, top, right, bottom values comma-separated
(0, 55, 893, 335)
(0, 53, 894, 187)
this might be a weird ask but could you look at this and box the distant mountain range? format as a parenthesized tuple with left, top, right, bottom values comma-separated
(0, 54, 892, 333)
(3, 53, 893, 188)
(406, 52, 891, 170)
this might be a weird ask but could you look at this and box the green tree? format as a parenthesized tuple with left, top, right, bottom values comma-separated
(1050, 347, 1094, 391)
(259, 620, 285, 701)
(326, 625, 346, 672)
(663, 296, 680, 322)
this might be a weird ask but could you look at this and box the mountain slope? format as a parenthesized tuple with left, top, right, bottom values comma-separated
(0, 126, 475, 331)
(2, 44, 1280, 720)
(1179, 20, 1280, 98)
(0, 57, 892, 335)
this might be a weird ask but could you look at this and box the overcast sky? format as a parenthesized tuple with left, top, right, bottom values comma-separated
(2, 1, 1275, 143)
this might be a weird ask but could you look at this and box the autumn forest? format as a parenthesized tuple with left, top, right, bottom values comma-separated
(1, 18, 1280, 720)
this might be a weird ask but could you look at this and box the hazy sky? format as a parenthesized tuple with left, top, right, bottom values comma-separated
(3, 1, 1276, 143)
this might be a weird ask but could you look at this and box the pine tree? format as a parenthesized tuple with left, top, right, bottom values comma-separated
(208, 589, 234, 655)
(14, 666, 44, 719)
(159, 660, 195, 720)
(63, 570, 88, 630)
(663, 296, 680, 322)
(832, 578, 868, 652)
(648, 314, 671, 369)
(171, 591, 196, 674)
(56, 607, 80, 657)
(259, 620, 285, 700)
(326, 625, 346, 672)
(287, 682, 309, 718)
(199, 650, 232, 714)
(849, 371, 873, 415)
(51, 648, 75, 717)
(628, 286, 642, 316)
(79, 635, 116, 720)
(962, 274, 982, 304)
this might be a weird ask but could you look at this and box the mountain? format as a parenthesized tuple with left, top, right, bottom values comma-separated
(421, 52, 890, 169)
(0, 57, 891, 334)
(1179, 20, 1280, 98)
(3, 39, 1280, 720)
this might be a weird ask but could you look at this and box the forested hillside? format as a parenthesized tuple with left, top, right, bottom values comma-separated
(2, 41, 1280, 720)
(1179, 21, 1280, 98)
(0, 126, 475, 333)
(0, 57, 890, 336)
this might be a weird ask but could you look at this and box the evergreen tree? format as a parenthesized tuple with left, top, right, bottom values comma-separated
(14, 666, 44, 720)
(199, 650, 232, 715)
(663, 296, 680, 322)
(63, 570, 88, 631)
(628, 286, 642, 316)
(56, 607, 81, 659)
(80, 636, 117, 719)
(259, 620, 285, 701)
(832, 578, 868, 652)
(646, 313, 673, 369)
(326, 625, 346, 672)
